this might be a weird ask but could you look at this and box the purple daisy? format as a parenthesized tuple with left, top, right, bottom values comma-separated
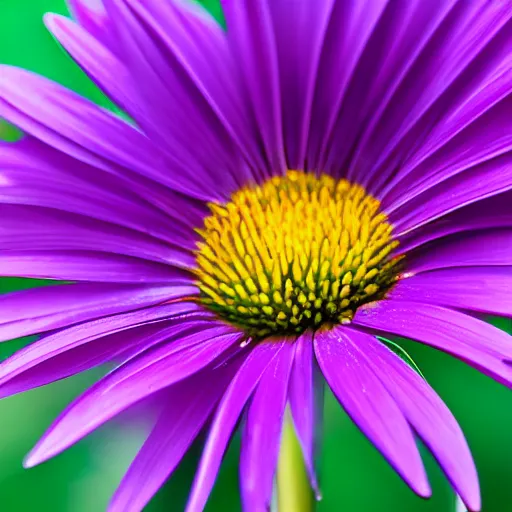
(1, 0, 511, 510)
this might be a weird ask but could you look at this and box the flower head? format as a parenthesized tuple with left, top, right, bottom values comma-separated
(1, 0, 511, 511)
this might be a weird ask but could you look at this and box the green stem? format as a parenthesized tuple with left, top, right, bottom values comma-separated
(276, 411, 314, 512)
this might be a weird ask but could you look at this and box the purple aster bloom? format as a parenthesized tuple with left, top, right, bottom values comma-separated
(1, 0, 511, 510)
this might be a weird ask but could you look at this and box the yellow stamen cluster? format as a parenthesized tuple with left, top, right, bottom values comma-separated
(195, 171, 402, 338)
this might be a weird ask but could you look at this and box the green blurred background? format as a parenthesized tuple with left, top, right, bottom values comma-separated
(0, 1, 511, 510)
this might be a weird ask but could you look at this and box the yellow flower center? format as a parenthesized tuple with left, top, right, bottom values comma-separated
(194, 171, 402, 338)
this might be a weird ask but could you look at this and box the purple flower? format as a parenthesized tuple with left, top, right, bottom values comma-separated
(0, 0, 511, 510)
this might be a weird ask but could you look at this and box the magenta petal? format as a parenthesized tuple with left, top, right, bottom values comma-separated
(0, 203, 196, 261)
(383, 95, 512, 212)
(116, 0, 263, 177)
(329, 0, 454, 180)
(354, 300, 512, 387)
(240, 340, 296, 512)
(0, 321, 208, 399)
(67, 0, 116, 51)
(352, 1, 512, 191)
(309, 0, 388, 170)
(0, 282, 195, 342)
(109, 364, 235, 512)
(314, 327, 431, 498)
(405, 230, 512, 272)
(0, 250, 193, 282)
(267, 0, 335, 169)
(0, 137, 196, 243)
(185, 340, 288, 512)
(44, 13, 145, 121)
(345, 328, 480, 511)
(104, 0, 246, 197)
(389, 268, 512, 317)
(289, 331, 322, 495)
(0, 303, 206, 393)
(391, 152, 512, 235)
(222, 0, 286, 174)
(0, 66, 204, 201)
(398, 191, 512, 253)
(25, 325, 240, 467)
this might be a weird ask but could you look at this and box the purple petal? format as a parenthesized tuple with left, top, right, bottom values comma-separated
(389, 49, 512, 190)
(0, 66, 208, 201)
(0, 138, 202, 246)
(354, 300, 512, 387)
(44, 13, 145, 121)
(0, 251, 194, 282)
(314, 327, 430, 498)
(0, 204, 197, 262)
(327, 0, 455, 179)
(345, 328, 480, 512)
(308, 0, 388, 169)
(267, 0, 335, 168)
(115, 0, 263, 177)
(67, 0, 116, 51)
(384, 94, 512, 211)
(240, 340, 296, 512)
(222, 0, 286, 174)
(109, 363, 236, 512)
(25, 325, 241, 467)
(289, 331, 322, 495)
(0, 282, 196, 342)
(0, 321, 212, 399)
(185, 340, 288, 512)
(390, 152, 512, 236)
(389, 268, 512, 318)
(349, 1, 512, 192)
(104, 0, 248, 196)
(397, 191, 512, 253)
(405, 230, 512, 272)
(0, 303, 206, 394)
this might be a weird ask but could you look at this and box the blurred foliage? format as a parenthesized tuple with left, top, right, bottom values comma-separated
(1, 0, 511, 510)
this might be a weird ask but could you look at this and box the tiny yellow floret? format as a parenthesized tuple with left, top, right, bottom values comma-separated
(195, 171, 402, 337)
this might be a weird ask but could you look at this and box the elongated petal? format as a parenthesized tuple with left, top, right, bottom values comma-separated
(25, 326, 240, 467)
(392, 152, 512, 235)
(109, 363, 237, 512)
(0, 321, 212, 399)
(67, 0, 115, 50)
(0, 66, 205, 201)
(398, 191, 512, 253)
(105, 0, 247, 196)
(267, 0, 335, 168)
(0, 251, 193, 282)
(0, 282, 195, 342)
(289, 331, 322, 494)
(346, 328, 480, 511)
(240, 340, 295, 512)
(45, 14, 144, 119)
(406, 230, 512, 272)
(308, 0, 388, 168)
(314, 327, 430, 498)
(328, 0, 455, 179)
(0, 303, 205, 391)
(120, 0, 263, 176)
(354, 301, 512, 387)
(0, 204, 195, 263)
(0, 138, 204, 243)
(384, 95, 512, 211)
(389, 268, 512, 317)
(185, 340, 287, 512)
(351, 1, 512, 191)
(222, 0, 286, 174)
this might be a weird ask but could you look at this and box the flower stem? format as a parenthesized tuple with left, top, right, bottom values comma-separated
(276, 412, 314, 512)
